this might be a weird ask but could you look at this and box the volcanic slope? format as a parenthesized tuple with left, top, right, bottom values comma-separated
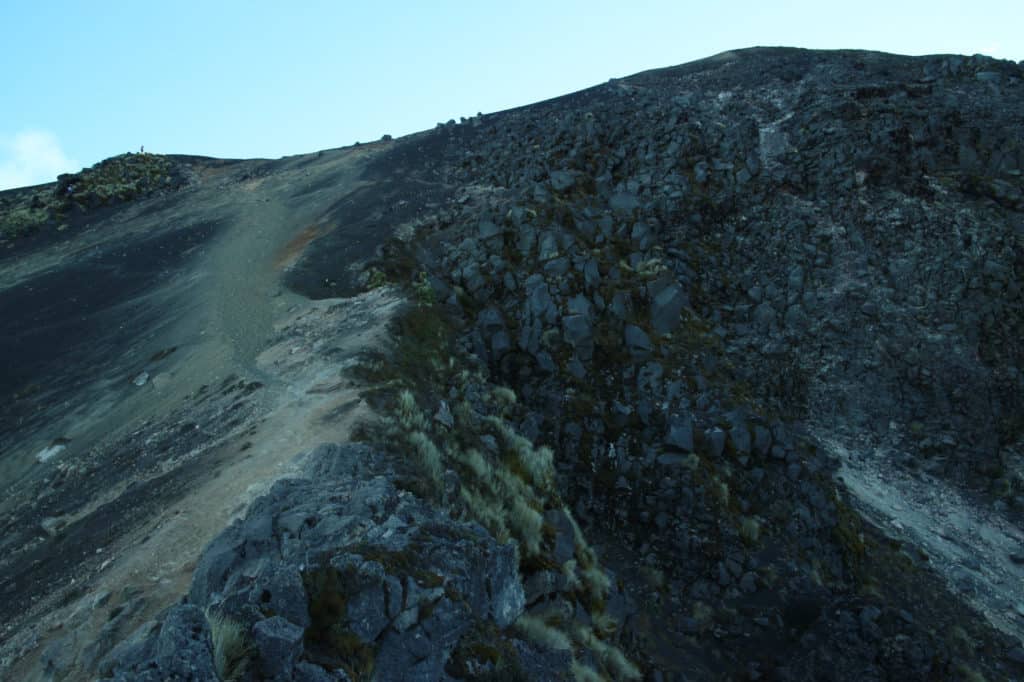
(1, 47, 1023, 681)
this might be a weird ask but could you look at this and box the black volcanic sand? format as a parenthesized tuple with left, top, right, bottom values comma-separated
(0, 378, 261, 621)
(0, 142, 428, 669)
(0, 219, 220, 400)
(284, 177, 455, 299)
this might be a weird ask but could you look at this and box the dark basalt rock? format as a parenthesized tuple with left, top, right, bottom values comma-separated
(383, 47, 1023, 679)
(100, 444, 543, 681)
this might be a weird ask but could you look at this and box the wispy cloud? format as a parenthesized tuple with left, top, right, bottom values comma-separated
(0, 130, 81, 191)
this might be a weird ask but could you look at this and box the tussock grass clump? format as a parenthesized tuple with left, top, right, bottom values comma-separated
(352, 305, 455, 398)
(680, 453, 700, 470)
(575, 626, 642, 680)
(461, 487, 510, 542)
(691, 601, 713, 625)
(530, 599, 573, 625)
(412, 271, 436, 304)
(515, 614, 573, 651)
(580, 564, 611, 601)
(509, 498, 545, 557)
(591, 611, 618, 636)
(740, 516, 760, 544)
(561, 559, 582, 591)
(956, 664, 988, 682)
(711, 479, 730, 507)
(570, 660, 605, 682)
(491, 386, 517, 414)
(363, 266, 389, 290)
(362, 297, 638, 680)
(947, 625, 976, 657)
(408, 431, 444, 488)
(462, 447, 492, 481)
(207, 612, 251, 681)
(565, 510, 598, 568)
(397, 390, 427, 430)
(520, 444, 554, 491)
(483, 415, 555, 492)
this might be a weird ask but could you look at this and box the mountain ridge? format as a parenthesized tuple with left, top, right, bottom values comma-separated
(1, 46, 1022, 680)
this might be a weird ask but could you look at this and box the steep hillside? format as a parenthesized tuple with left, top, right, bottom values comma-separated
(1, 47, 1022, 681)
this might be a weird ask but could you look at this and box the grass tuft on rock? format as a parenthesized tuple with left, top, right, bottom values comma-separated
(206, 612, 251, 682)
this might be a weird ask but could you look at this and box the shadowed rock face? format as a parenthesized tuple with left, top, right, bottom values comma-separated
(343, 47, 1022, 680)
(3, 47, 1024, 681)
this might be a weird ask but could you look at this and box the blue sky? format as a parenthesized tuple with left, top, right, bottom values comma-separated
(1, 1, 1021, 189)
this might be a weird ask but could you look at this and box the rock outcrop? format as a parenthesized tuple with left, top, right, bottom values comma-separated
(100, 443, 553, 681)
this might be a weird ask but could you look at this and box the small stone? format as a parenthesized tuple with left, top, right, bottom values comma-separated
(293, 661, 339, 682)
(717, 563, 732, 586)
(567, 294, 593, 320)
(657, 453, 698, 469)
(478, 220, 502, 240)
(252, 616, 304, 679)
(740, 572, 757, 593)
(434, 401, 454, 429)
(630, 221, 653, 249)
(610, 192, 640, 213)
(730, 425, 751, 455)
(566, 357, 586, 379)
(35, 443, 67, 463)
(549, 170, 576, 192)
(859, 606, 881, 627)
(610, 291, 632, 319)
(624, 324, 653, 359)
(393, 606, 419, 632)
(538, 233, 560, 261)
(753, 426, 772, 456)
(664, 414, 695, 452)
(651, 283, 686, 334)
(787, 265, 804, 291)
(347, 583, 390, 642)
(753, 302, 775, 330)
(706, 427, 726, 457)
(680, 617, 700, 634)
(562, 315, 594, 361)
(41, 517, 64, 536)
(92, 591, 113, 610)
(543, 256, 570, 276)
